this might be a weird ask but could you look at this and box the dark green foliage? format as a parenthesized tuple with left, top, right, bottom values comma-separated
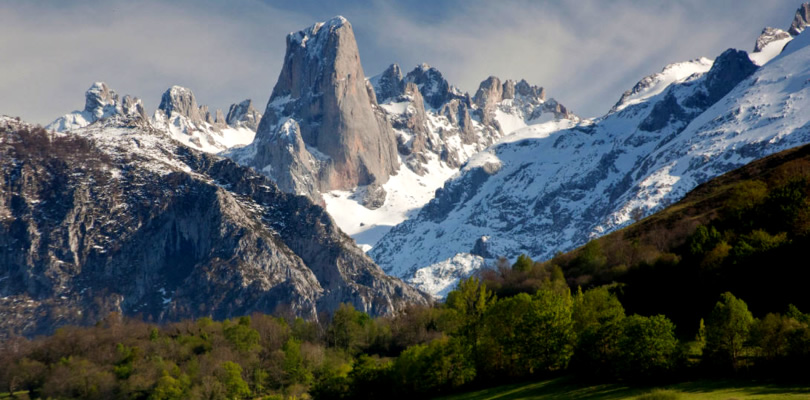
(705, 292, 754, 371)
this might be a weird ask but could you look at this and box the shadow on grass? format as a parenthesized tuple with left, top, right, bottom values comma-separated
(435, 377, 810, 400)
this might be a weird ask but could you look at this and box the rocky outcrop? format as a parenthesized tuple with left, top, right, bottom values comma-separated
(46, 82, 146, 132)
(755, 27, 791, 52)
(372, 64, 406, 104)
(152, 86, 257, 153)
(789, 3, 810, 36)
(403, 64, 461, 110)
(244, 16, 399, 201)
(226, 99, 262, 131)
(0, 116, 429, 338)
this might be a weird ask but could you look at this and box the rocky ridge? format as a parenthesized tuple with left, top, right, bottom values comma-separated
(370, 41, 806, 297)
(48, 83, 262, 154)
(0, 114, 429, 338)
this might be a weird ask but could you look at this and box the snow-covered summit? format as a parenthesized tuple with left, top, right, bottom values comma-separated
(46, 83, 258, 154)
(370, 45, 776, 297)
(611, 58, 713, 113)
(46, 82, 147, 132)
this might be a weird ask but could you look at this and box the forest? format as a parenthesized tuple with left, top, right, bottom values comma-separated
(4, 139, 810, 400)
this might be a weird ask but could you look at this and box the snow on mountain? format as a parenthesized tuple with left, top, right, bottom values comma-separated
(47, 83, 261, 154)
(47, 82, 146, 132)
(151, 86, 257, 153)
(611, 58, 714, 113)
(320, 63, 579, 250)
(1, 112, 429, 337)
(369, 37, 810, 297)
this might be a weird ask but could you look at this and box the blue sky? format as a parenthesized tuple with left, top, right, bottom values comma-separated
(0, 0, 801, 124)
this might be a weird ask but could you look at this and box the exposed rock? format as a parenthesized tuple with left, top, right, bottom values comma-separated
(0, 116, 429, 338)
(473, 76, 504, 128)
(121, 95, 147, 120)
(789, 3, 810, 36)
(755, 27, 791, 52)
(158, 86, 204, 124)
(46, 82, 125, 132)
(245, 16, 399, 201)
(373, 64, 406, 103)
(226, 99, 262, 131)
(360, 183, 387, 210)
(404, 64, 460, 109)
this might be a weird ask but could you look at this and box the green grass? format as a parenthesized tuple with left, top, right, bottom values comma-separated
(433, 377, 810, 400)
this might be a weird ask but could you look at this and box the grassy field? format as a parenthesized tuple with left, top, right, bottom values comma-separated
(434, 377, 810, 400)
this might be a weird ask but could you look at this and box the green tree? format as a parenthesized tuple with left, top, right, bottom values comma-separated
(445, 276, 496, 353)
(616, 315, 678, 379)
(283, 337, 313, 385)
(571, 287, 626, 377)
(219, 361, 251, 400)
(512, 254, 534, 273)
(150, 369, 191, 400)
(705, 292, 754, 371)
(224, 316, 260, 353)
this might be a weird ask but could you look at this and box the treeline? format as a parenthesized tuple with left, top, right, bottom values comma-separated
(3, 271, 809, 399)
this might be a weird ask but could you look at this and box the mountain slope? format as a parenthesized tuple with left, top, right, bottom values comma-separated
(371, 32, 810, 297)
(0, 115, 428, 338)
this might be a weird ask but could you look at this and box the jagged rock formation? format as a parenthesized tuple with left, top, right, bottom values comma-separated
(0, 115, 429, 338)
(789, 3, 810, 36)
(48, 83, 261, 154)
(152, 86, 258, 153)
(232, 17, 399, 202)
(371, 63, 578, 174)
(755, 27, 791, 52)
(750, 3, 810, 66)
(226, 99, 262, 131)
(47, 82, 147, 132)
(372, 45, 780, 297)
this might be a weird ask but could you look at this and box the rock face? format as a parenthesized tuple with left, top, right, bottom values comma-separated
(226, 99, 262, 131)
(371, 46, 768, 297)
(755, 27, 791, 52)
(237, 17, 399, 201)
(789, 3, 810, 36)
(0, 115, 428, 338)
(46, 82, 146, 132)
(48, 83, 260, 154)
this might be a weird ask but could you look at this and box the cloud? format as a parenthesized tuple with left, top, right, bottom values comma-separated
(0, 0, 801, 124)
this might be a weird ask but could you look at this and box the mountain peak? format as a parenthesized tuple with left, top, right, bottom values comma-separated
(246, 16, 399, 199)
(84, 82, 119, 119)
(789, 3, 810, 36)
(158, 85, 202, 121)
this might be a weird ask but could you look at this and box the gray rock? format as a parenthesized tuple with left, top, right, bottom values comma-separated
(0, 117, 429, 338)
(360, 183, 387, 210)
(121, 95, 147, 120)
(789, 3, 810, 36)
(226, 99, 262, 131)
(158, 86, 204, 124)
(373, 63, 405, 103)
(754, 27, 791, 52)
(404, 64, 460, 109)
(84, 82, 119, 119)
(250, 16, 399, 199)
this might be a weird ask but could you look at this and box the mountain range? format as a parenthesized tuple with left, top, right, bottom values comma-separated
(3, 3, 810, 335)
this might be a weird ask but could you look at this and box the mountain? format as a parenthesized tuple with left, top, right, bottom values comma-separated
(229, 17, 400, 203)
(0, 115, 428, 338)
(542, 141, 810, 332)
(228, 16, 578, 249)
(48, 83, 260, 154)
(372, 22, 810, 297)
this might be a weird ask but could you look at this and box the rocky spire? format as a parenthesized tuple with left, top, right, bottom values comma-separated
(252, 16, 399, 195)
(226, 99, 262, 131)
(789, 3, 810, 36)
(373, 63, 405, 103)
(84, 82, 120, 119)
(158, 86, 203, 123)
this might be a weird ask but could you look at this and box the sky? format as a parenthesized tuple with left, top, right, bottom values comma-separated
(0, 0, 802, 125)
